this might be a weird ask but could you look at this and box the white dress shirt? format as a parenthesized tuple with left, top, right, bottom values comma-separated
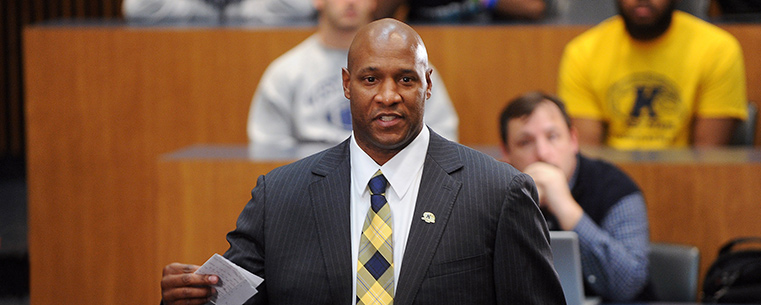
(350, 127, 430, 298)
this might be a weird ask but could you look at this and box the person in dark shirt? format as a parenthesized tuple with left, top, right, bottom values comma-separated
(499, 91, 653, 302)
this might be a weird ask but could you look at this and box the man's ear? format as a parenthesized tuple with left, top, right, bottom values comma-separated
(425, 68, 433, 100)
(342, 67, 351, 99)
(570, 126, 580, 154)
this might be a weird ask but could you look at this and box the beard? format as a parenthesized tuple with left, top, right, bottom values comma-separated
(619, 1, 676, 41)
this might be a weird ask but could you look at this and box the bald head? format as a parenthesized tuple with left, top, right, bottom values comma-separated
(341, 18, 433, 165)
(347, 18, 429, 72)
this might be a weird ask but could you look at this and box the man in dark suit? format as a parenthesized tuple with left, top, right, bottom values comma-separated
(160, 18, 565, 305)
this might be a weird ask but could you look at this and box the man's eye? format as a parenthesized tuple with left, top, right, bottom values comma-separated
(364, 76, 376, 83)
(401, 77, 412, 83)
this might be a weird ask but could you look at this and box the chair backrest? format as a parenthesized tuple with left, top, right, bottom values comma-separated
(544, 0, 708, 24)
(544, 0, 616, 24)
(676, 0, 709, 19)
(649, 242, 700, 302)
(730, 102, 758, 146)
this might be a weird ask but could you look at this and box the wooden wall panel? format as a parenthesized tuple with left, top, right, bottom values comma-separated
(1, 0, 122, 160)
(24, 26, 313, 305)
(418, 24, 761, 147)
(156, 159, 290, 268)
(417, 25, 585, 145)
(725, 25, 761, 146)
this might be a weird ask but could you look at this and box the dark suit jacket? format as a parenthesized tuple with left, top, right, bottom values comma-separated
(224, 130, 566, 305)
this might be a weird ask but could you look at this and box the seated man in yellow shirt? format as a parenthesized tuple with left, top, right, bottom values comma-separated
(558, 0, 747, 149)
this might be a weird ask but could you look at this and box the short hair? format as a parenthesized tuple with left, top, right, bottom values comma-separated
(498, 91, 572, 145)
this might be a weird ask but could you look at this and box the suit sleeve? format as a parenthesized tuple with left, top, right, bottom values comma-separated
(223, 175, 269, 305)
(494, 173, 567, 305)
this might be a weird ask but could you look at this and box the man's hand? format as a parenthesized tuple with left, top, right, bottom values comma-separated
(523, 162, 583, 230)
(161, 263, 218, 305)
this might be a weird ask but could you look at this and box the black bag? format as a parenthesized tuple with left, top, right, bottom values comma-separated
(702, 237, 761, 303)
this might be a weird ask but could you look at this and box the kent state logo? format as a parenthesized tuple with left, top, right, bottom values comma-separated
(309, 77, 353, 131)
(607, 72, 683, 128)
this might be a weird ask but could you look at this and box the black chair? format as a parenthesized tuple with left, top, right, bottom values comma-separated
(544, 0, 709, 24)
(730, 102, 758, 146)
(649, 242, 701, 302)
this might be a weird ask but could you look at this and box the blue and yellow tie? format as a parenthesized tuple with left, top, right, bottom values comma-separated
(357, 170, 394, 305)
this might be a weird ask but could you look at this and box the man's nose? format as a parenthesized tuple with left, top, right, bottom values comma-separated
(376, 79, 402, 105)
(535, 138, 551, 161)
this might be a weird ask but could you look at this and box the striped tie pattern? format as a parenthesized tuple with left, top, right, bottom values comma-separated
(356, 170, 394, 305)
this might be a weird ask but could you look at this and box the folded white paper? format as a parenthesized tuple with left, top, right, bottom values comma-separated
(195, 253, 264, 305)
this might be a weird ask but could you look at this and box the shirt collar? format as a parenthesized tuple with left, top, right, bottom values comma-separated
(350, 127, 430, 198)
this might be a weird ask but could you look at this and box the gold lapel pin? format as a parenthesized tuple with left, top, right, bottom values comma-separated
(421, 212, 436, 224)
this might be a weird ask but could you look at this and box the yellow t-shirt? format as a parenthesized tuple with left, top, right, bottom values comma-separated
(558, 11, 747, 149)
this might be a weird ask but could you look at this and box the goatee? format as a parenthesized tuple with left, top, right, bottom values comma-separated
(620, 3, 676, 41)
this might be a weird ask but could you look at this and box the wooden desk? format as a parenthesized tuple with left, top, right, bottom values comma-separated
(155, 144, 324, 266)
(23, 23, 761, 305)
(158, 145, 761, 299)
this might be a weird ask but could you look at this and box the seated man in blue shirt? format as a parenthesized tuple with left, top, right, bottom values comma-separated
(499, 91, 652, 302)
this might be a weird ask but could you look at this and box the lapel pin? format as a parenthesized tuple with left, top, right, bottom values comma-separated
(421, 212, 436, 224)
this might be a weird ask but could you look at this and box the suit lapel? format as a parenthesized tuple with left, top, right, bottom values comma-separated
(308, 141, 353, 304)
(395, 132, 464, 305)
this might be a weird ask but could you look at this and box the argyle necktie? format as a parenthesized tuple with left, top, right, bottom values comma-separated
(356, 170, 394, 305)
